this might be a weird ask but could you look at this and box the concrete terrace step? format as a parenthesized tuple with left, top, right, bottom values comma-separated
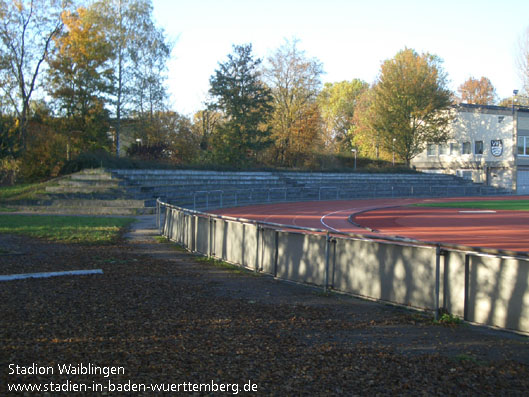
(14, 205, 154, 216)
(45, 185, 124, 194)
(20, 168, 512, 214)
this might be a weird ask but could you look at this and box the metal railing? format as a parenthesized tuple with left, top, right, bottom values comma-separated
(172, 184, 511, 211)
(156, 198, 529, 332)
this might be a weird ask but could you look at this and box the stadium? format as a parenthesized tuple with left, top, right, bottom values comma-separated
(148, 169, 529, 335)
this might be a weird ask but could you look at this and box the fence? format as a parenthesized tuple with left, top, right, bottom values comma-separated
(184, 184, 507, 211)
(156, 199, 529, 334)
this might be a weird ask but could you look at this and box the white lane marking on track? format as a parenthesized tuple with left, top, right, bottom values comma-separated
(459, 210, 497, 214)
(320, 208, 361, 232)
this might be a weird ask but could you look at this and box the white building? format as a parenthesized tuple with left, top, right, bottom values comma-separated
(411, 103, 529, 194)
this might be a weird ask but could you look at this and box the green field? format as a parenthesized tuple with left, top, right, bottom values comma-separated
(414, 199, 529, 211)
(0, 215, 135, 244)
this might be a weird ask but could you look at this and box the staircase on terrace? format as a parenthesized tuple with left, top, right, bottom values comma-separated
(14, 168, 512, 215)
(115, 169, 512, 211)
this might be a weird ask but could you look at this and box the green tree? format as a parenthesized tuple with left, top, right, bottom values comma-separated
(208, 44, 273, 165)
(89, 0, 171, 156)
(264, 38, 324, 166)
(372, 48, 453, 165)
(457, 76, 497, 105)
(0, 0, 68, 151)
(318, 79, 368, 152)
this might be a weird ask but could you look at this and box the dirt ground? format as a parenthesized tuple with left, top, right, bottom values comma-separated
(1, 216, 529, 395)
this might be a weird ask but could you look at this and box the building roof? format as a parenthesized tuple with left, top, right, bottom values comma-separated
(456, 103, 529, 115)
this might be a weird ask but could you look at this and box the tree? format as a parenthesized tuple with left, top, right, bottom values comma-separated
(192, 108, 222, 151)
(0, 0, 68, 151)
(518, 26, 529, 97)
(285, 102, 323, 167)
(264, 38, 324, 166)
(372, 48, 453, 165)
(350, 87, 383, 160)
(318, 79, 368, 152)
(46, 6, 114, 153)
(457, 76, 497, 105)
(208, 43, 273, 165)
(47, 7, 114, 118)
(89, 0, 171, 156)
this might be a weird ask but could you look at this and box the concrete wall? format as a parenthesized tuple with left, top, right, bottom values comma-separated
(162, 206, 529, 334)
(333, 238, 437, 309)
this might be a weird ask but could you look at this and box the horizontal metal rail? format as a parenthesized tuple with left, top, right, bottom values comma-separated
(156, 198, 529, 260)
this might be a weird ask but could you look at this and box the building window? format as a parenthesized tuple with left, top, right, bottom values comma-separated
(439, 143, 449, 155)
(462, 141, 471, 155)
(450, 142, 460, 155)
(427, 143, 436, 156)
(475, 141, 484, 155)
(519, 136, 529, 156)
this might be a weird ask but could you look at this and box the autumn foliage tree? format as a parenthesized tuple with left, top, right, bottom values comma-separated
(46, 7, 114, 154)
(318, 79, 368, 152)
(264, 39, 324, 166)
(372, 48, 453, 165)
(457, 76, 497, 105)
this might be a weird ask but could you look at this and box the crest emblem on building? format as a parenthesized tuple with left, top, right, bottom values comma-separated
(491, 140, 503, 157)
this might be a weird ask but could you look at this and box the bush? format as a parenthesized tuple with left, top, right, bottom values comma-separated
(0, 157, 21, 186)
(60, 149, 176, 174)
(19, 127, 68, 182)
(126, 142, 171, 161)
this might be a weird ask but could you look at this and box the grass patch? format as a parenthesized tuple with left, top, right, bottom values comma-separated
(453, 353, 488, 366)
(0, 181, 52, 202)
(195, 256, 255, 275)
(154, 235, 171, 244)
(414, 199, 529, 211)
(153, 235, 187, 251)
(434, 312, 463, 327)
(0, 215, 135, 244)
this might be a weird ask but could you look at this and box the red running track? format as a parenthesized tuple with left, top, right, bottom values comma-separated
(212, 197, 529, 253)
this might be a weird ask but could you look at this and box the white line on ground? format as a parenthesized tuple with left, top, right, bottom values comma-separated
(320, 208, 359, 232)
(458, 210, 497, 214)
(0, 269, 104, 281)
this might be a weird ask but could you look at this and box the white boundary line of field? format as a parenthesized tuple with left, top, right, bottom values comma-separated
(0, 269, 103, 281)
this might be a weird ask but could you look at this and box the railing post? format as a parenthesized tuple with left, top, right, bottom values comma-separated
(255, 226, 260, 272)
(434, 244, 441, 321)
(464, 254, 470, 321)
(324, 231, 331, 292)
(208, 216, 212, 257)
(156, 198, 160, 232)
(274, 230, 279, 277)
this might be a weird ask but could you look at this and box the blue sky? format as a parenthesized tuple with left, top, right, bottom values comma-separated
(152, 0, 529, 116)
